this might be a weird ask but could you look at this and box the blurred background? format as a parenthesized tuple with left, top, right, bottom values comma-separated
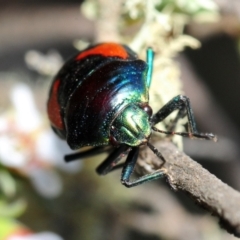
(1, 0, 240, 239)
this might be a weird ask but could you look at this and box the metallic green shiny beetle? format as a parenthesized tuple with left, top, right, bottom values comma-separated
(47, 43, 216, 187)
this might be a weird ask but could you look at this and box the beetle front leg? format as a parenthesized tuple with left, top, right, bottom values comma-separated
(121, 147, 166, 188)
(151, 95, 216, 141)
(165, 108, 186, 132)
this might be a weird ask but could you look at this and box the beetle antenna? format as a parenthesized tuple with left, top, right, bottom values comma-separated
(147, 142, 165, 163)
(152, 126, 217, 141)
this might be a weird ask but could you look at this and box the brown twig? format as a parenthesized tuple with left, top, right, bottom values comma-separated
(138, 140, 240, 238)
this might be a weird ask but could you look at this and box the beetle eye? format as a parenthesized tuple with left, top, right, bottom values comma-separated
(140, 104, 153, 117)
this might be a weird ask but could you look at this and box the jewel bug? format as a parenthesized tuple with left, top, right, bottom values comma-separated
(47, 42, 216, 187)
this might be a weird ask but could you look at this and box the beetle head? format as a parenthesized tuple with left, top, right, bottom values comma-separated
(110, 104, 152, 146)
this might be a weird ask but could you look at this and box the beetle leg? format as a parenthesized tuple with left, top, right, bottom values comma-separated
(96, 145, 130, 175)
(121, 147, 166, 188)
(146, 47, 154, 87)
(165, 108, 186, 132)
(64, 147, 109, 162)
(150, 95, 216, 141)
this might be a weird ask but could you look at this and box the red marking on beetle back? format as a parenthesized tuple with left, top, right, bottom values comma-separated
(47, 79, 64, 130)
(76, 43, 128, 60)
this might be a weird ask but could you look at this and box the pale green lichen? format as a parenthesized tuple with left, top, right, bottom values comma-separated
(120, 0, 218, 148)
(80, 0, 219, 148)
